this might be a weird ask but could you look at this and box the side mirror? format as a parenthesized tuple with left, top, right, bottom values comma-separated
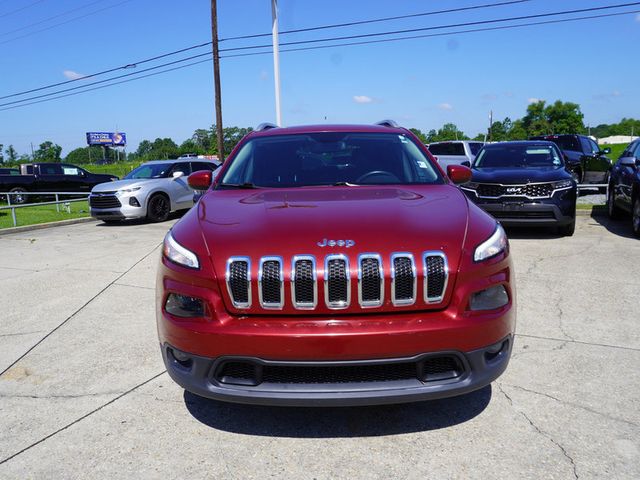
(172, 171, 184, 179)
(188, 170, 213, 190)
(600, 147, 611, 155)
(619, 156, 637, 167)
(447, 164, 472, 185)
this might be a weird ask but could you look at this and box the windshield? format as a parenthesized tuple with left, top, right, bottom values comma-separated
(428, 143, 465, 156)
(219, 132, 443, 188)
(474, 144, 563, 168)
(124, 163, 171, 180)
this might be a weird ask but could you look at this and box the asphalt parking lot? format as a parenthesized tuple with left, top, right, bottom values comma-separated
(1, 215, 638, 479)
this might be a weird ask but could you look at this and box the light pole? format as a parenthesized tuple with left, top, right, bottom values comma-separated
(271, 0, 282, 126)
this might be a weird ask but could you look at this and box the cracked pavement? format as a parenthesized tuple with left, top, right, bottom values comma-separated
(1, 215, 639, 479)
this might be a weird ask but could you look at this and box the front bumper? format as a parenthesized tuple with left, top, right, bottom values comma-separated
(161, 335, 513, 406)
(89, 194, 147, 220)
(462, 188, 576, 226)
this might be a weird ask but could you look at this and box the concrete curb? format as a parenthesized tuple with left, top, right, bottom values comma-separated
(0, 216, 98, 236)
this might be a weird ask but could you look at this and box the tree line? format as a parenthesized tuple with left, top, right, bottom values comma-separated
(2, 100, 639, 165)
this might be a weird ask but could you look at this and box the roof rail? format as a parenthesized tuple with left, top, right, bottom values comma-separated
(375, 119, 400, 128)
(256, 122, 278, 131)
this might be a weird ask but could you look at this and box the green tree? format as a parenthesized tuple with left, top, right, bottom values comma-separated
(522, 101, 550, 136)
(179, 139, 205, 156)
(5, 145, 18, 163)
(409, 128, 427, 143)
(508, 119, 527, 140)
(545, 100, 585, 135)
(34, 141, 62, 162)
(192, 129, 211, 151)
(135, 140, 153, 157)
(65, 146, 112, 164)
(210, 126, 253, 156)
(432, 123, 469, 142)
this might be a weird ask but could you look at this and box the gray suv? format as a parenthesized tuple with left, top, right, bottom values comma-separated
(89, 159, 219, 223)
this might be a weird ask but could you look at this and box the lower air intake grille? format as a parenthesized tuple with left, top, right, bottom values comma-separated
(89, 194, 121, 209)
(227, 259, 250, 308)
(213, 355, 465, 387)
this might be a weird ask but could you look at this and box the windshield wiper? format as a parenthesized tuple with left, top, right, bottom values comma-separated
(220, 182, 257, 189)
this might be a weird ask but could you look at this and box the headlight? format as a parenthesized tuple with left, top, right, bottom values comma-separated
(461, 182, 479, 189)
(552, 179, 573, 189)
(474, 224, 508, 262)
(118, 186, 141, 194)
(163, 231, 199, 269)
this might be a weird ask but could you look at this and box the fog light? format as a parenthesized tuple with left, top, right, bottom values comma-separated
(165, 293, 206, 318)
(170, 348, 192, 368)
(129, 197, 140, 207)
(469, 285, 508, 311)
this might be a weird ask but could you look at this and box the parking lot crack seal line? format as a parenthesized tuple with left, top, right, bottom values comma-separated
(515, 333, 640, 352)
(0, 391, 123, 400)
(113, 283, 155, 290)
(0, 371, 166, 466)
(497, 383, 579, 480)
(502, 383, 639, 429)
(0, 243, 162, 378)
(0, 330, 45, 338)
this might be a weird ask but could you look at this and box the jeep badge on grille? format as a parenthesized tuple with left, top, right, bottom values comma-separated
(317, 238, 355, 248)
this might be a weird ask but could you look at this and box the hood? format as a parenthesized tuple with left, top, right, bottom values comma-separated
(471, 166, 570, 184)
(91, 178, 153, 192)
(196, 185, 470, 314)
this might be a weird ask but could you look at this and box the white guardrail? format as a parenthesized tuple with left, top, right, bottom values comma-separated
(0, 191, 90, 228)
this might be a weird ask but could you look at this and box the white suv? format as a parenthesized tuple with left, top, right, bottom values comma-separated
(427, 141, 484, 170)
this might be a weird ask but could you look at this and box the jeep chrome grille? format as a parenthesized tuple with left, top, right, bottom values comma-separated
(259, 257, 284, 309)
(225, 252, 448, 311)
(391, 254, 416, 306)
(291, 256, 317, 309)
(358, 254, 383, 307)
(226, 257, 251, 308)
(325, 255, 350, 309)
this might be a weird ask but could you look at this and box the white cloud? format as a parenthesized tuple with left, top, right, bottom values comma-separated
(528, 97, 542, 104)
(353, 95, 374, 104)
(593, 90, 622, 101)
(258, 70, 269, 81)
(636, 13, 640, 22)
(63, 70, 86, 80)
(481, 93, 497, 101)
(438, 102, 453, 111)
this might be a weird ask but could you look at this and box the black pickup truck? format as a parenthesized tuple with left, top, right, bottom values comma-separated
(530, 134, 612, 186)
(0, 163, 118, 204)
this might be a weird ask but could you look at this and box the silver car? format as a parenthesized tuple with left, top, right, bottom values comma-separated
(89, 159, 219, 223)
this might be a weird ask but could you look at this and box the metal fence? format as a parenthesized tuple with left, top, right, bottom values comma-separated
(0, 192, 90, 228)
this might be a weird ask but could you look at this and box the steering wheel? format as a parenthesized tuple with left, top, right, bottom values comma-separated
(355, 170, 401, 183)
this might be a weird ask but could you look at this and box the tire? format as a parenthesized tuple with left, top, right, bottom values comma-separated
(607, 185, 623, 220)
(8, 187, 27, 205)
(146, 193, 171, 222)
(558, 218, 575, 237)
(632, 197, 640, 238)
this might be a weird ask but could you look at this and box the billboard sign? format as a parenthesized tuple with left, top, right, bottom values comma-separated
(86, 132, 126, 146)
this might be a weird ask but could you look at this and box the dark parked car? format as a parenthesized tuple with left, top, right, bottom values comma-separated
(0, 163, 118, 204)
(157, 121, 515, 406)
(0, 168, 19, 175)
(530, 134, 612, 186)
(607, 139, 640, 237)
(461, 141, 577, 236)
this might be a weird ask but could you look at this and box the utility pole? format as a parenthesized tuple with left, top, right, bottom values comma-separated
(211, 0, 225, 161)
(271, 0, 282, 126)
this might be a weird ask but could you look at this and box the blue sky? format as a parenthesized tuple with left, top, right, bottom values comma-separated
(1, 0, 639, 157)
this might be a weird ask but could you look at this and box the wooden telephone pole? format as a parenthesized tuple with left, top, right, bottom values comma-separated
(211, 0, 224, 161)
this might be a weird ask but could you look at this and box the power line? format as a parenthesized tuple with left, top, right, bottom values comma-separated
(220, 0, 531, 41)
(0, 0, 134, 46)
(0, 0, 45, 19)
(0, 0, 104, 38)
(2, 8, 638, 112)
(0, 0, 525, 100)
(1, 4, 639, 111)
(221, 9, 640, 59)
(216, 1, 640, 54)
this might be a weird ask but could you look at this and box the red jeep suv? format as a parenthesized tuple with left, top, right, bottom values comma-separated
(156, 121, 515, 406)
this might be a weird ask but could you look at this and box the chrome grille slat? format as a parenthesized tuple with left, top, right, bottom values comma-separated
(291, 255, 317, 309)
(226, 257, 251, 308)
(423, 251, 448, 303)
(258, 257, 284, 309)
(324, 254, 350, 309)
(391, 253, 416, 306)
(358, 254, 383, 308)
